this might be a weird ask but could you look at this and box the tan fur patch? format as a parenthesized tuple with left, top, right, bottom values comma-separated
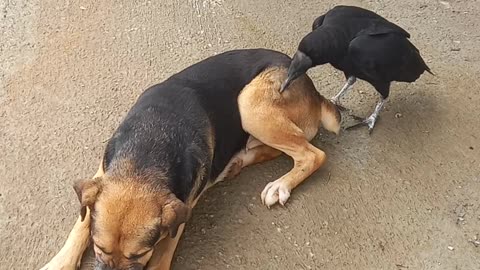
(237, 67, 336, 207)
(92, 179, 166, 268)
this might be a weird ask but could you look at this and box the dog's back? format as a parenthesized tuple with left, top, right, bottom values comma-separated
(104, 49, 292, 201)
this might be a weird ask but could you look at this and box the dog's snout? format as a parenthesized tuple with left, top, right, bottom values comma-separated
(94, 259, 144, 270)
(94, 259, 113, 270)
(130, 263, 144, 270)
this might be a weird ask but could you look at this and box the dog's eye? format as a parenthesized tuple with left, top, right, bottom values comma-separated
(95, 244, 112, 255)
(127, 249, 152, 260)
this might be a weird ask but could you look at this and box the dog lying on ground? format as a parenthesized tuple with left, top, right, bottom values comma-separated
(40, 48, 341, 270)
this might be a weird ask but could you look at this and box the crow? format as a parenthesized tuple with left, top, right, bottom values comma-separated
(281, 5, 433, 132)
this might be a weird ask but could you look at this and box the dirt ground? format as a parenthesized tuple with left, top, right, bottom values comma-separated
(1, 0, 479, 269)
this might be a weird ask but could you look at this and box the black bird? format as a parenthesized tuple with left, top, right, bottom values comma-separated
(281, 5, 433, 132)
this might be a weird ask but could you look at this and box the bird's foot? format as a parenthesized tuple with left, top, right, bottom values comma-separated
(330, 98, 347, 111)
(345, 115, 378, 134)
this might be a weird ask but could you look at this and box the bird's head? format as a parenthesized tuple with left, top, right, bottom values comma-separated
(280, 51, 313, 92)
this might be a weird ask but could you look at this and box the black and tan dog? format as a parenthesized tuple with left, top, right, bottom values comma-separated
(40, 49, 340, 270)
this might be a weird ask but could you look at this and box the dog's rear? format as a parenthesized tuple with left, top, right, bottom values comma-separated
(238, 66, 340, 137)
(236, 66, 340, 207)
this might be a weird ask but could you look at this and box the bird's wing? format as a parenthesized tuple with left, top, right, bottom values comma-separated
(349, 34, 408, 81)
(348, 33, 429, 83)
(312, 15, 326, 30)
(358, 19, 410, 38)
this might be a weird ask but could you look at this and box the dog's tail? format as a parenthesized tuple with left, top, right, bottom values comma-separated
(319, 98, 341, 135)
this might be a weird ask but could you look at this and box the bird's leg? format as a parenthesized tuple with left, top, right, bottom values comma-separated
(331, 76, 356, 108)
(346, 97, 387, 134)
(364, 97, 386, 132)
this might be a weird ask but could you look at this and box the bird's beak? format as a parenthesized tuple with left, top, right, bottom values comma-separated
(280, 51, 312, 93)
(280, 77, 293, 93)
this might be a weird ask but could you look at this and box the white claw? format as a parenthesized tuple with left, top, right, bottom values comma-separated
(260, 180, 291, 208)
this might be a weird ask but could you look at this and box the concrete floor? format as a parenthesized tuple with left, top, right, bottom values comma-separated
(1, 0, 479, 269)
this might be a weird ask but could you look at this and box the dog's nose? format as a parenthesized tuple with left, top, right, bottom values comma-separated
(94, 260, 114, 270)
(130, 264, 144, 270)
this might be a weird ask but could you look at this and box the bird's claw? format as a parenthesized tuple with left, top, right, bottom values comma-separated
(344, 120, 366, 130)
(336, 104, 348, 111)
(350, 114, 364, 121)
(344, 115, 377, 134)
(330, 99, 347, 111)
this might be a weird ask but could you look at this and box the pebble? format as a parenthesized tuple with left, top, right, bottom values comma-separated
(469, 235, 480, 247)
(447, 246, 454, 251)
(439, 1, 451, 9)
(395, 113, 403, 118)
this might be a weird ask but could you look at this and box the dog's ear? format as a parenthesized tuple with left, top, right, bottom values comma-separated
(73, 178, 102, 221)
(161, 196, 191, 238)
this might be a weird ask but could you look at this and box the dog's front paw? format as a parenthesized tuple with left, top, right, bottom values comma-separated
(260, 180, 291, 208)
(39, 259, 77, 270)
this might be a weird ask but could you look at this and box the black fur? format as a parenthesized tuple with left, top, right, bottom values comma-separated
(103, 49, 291, 202)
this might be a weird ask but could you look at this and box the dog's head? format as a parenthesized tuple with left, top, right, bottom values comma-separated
(74, 175, 190, 270)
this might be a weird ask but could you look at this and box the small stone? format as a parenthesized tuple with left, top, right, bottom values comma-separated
(451, 48, 461, 51)
(395, 113, 403, 118)
(447, 246, 454, 251)
(439, 1, 451, 9)
(80, 6, 87, 10)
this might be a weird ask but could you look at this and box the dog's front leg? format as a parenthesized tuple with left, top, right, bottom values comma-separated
(146, 224, 185, 270)
(39, 208, 92, 270)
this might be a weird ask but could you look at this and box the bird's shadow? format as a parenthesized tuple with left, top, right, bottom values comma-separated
(336, 82, 442, 137)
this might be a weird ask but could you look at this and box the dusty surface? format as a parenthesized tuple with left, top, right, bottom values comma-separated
(1, 0, 479, 269)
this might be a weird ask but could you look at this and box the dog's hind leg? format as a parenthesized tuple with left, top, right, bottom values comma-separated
(39, 210, 92, 270)
(238, 68, 328, 208)
(146, 224, 185, 270)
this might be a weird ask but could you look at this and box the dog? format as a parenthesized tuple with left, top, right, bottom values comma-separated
(40, 48, 341, 270)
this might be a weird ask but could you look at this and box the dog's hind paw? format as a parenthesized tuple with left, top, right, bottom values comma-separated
(260, 180, 291, 208)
